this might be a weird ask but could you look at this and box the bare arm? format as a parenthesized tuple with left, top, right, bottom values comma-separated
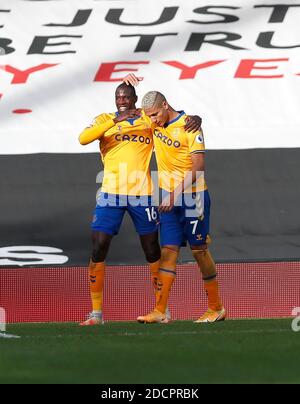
(178, 152, 205, 194)
(159, 153, 205, 213)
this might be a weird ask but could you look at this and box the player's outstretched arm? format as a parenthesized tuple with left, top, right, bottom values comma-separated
(79, 119, 116, 145)
(122, 73, 144, 87)
(184, 115, 202, 133)
(79, 109, 142, 145)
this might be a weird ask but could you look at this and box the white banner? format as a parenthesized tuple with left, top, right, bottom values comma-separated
(0, 0, 300, 153)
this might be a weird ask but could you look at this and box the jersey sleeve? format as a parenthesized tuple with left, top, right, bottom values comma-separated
(141, 112, 157, 133)
(78, 113, 116, 145)
(187, 129, 205, 154)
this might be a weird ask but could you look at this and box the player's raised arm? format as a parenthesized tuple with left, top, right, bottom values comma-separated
(122, 73, 144, 87)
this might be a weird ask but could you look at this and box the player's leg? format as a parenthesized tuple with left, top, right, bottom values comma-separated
(135, 205, 182, 323)
(191, 244, 225, 322)
(88, 230, 113, 322)
(155, 244, 179, 315)
(139, 231, 172, 323)
(80, 230, 113, 326)
(139, 231, 161, 303)
(80, 198, 125, 326)
(137, 244, 179, 324)
(126, 198, 163, 318)
(185, 190, 225, 322)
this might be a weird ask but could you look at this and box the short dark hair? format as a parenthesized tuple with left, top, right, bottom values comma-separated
(115, 82, 137, 98)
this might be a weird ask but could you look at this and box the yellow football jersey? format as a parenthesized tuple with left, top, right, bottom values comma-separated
(83, 112, 154, 196)
(150, 111, 207, 193)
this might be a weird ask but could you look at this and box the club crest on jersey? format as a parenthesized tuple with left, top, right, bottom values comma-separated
(172, 128, 181, 138)
(196, 133, 204, 144)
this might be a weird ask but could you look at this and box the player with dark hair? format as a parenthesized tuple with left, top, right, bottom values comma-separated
(78, 82, 202, 325)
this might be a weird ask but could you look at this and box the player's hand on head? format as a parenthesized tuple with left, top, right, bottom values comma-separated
(184, 115, 202, 133)
(122, 73, 144, 87)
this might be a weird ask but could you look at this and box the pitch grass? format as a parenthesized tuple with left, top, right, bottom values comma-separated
(0, 319, 299, 384)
